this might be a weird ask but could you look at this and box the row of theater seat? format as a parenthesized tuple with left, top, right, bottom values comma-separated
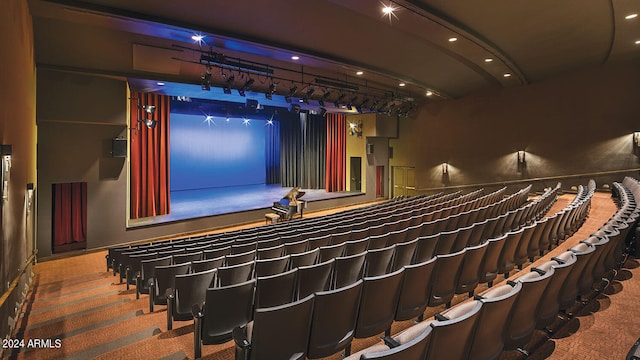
(106, 184, 568, 358)
(344, 179, 636, 360)
(106, 185, 516, 282)
(189, 184, 586, 358)
(111, 184, 538, 299)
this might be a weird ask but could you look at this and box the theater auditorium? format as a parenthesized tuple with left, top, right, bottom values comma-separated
(1, 0, 640, 359)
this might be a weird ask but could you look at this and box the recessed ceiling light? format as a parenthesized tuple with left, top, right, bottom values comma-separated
(426, 91, 433, 96)
(503, 73, 512, 78)
(625, 13, 638, 20)
(356, 71, 364, 76)
(636, 40, 640, 45)
(156, 82, 165, 86)
(484, 58, 493, 63)
(291, 56, 300, 60)
(448, 37, 458, 42)
(381, 3, 399, 22)
(399, 83, 406, 87)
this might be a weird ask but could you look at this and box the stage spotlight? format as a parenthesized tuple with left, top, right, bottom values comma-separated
(317, 107, 327, 117)
(145, 119, 156, 128)
(237, 89, 246, 97)
(246, 99, 259, 110)
(201, 66, 212, 91)
(265, 82, 277, 100)
(333, 93, 346, 107)
(241, 78, 254, 91)
(289, 104, 301, 113)
(287, 84, 298, 97)
(223, 73, 235, 94)
(140, 105, 156, 115)
(285, 96, 292, 103)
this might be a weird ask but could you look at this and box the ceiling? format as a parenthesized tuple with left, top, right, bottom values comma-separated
(28, 0, 640, 113)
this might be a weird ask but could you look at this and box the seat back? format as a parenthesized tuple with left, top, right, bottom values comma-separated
(497, 229, 524, 276)
(514, 223, 537, 267)
(345, 238, 369, 256)
(308, 234, 332, 250)
(428, 248, 466, 307)
(248, 294, 315, 360)
(333, 252, 366, 289)
(364, 245, 396, 277)
(395, 257, 437, 321)
(297, 258, 334, 300)
(289, 248, 319, 269)
(361, 327, 432, 360)
(558, 245, 596, 310)
(308, 280, 363, 359)
(173, 268, 217, 321)
(468, 283, 522, 360)
(478, 234, 508, 285)
(217, 260, 255, 287)
(139, 255, 172, 294)
(153, 262, 190, 305)
(204, 246, 231, 260)
(390, 238, 418, 272)
(425, 300, 483, 360)
(255, 268, 297, 309)
(225, 250, 256, 266)
(504, 267, 555, 350)
(355, 268, 404, 339)
(413, 234, 439, 263)
(533, 254, 577, 329)
(455, 241, 489, 296)
(434, 229, 458, 256)
(173, 251, 203, 265)
(451, 225, 474, 253)
(319, 243, 346, 262)
(284, 239, 309, 255)
(256, 244, 284, 260)
(191, 255, 225, 273)
(255, 255, 290, 277)
(201, 279, 255, 344)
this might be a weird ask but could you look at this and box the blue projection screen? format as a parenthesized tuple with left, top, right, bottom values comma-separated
(170, 114, 266, 191)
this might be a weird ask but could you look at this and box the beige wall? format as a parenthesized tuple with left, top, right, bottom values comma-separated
(390, 61, 640, 193)
(0, 0, 37, 341)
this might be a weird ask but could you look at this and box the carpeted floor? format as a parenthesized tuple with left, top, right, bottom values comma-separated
(4, 192, 639, 360)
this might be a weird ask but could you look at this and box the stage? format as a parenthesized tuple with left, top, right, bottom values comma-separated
(129, 184, 362, 226)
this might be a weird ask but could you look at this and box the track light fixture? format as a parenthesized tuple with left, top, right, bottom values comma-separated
(265, 82, 277, 100)
(223, 73, 235, 94)
(334, 93, 346, 107)
(201, 65, 212, 91)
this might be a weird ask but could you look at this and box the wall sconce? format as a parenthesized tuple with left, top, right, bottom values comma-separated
(348, 120, 363, 138)
(26, 183, 34, 213)
(633, 132, 640, 155)
(517, 150, 526, 172)
(1, 144, 12, 201)
(442, 162, 448, 175)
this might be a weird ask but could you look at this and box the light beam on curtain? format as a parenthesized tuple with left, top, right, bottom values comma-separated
(325, 113, 347, 192)
(265, 119, 281, 184)
(130, 92, 170, 219)
(52, 182, 87, 246)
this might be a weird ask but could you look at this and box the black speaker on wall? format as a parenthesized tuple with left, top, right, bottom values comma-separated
(111, 138, 127, 158)
(366, 143, 374, 154)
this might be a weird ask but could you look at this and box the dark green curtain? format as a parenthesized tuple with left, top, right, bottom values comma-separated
(265, 119, 280, 184)
(279, 112, 326, 189)
(280, 112, 303, 187)
(301, 113, 326, 189)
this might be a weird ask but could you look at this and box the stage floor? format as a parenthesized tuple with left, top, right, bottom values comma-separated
(132, 184, 361, 226)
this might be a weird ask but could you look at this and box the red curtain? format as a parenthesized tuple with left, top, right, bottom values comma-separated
(325, 113, 346, 192)
(130, 92, 171, 219)
(53, 182, 87, 246)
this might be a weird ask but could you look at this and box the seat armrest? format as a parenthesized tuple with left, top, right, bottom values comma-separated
(192, 303, 204, 319)
(383, 336, 401, 348)
(166, 287, 174, 300)
(233, 326, 250, 349)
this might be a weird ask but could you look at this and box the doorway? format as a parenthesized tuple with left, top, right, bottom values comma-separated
(392, 166, 415, 197)
(376, 166, 384, 198)
(350, 157, 362, 192)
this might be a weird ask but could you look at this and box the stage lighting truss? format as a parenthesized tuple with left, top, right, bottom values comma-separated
(177, 45, 421, 116)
